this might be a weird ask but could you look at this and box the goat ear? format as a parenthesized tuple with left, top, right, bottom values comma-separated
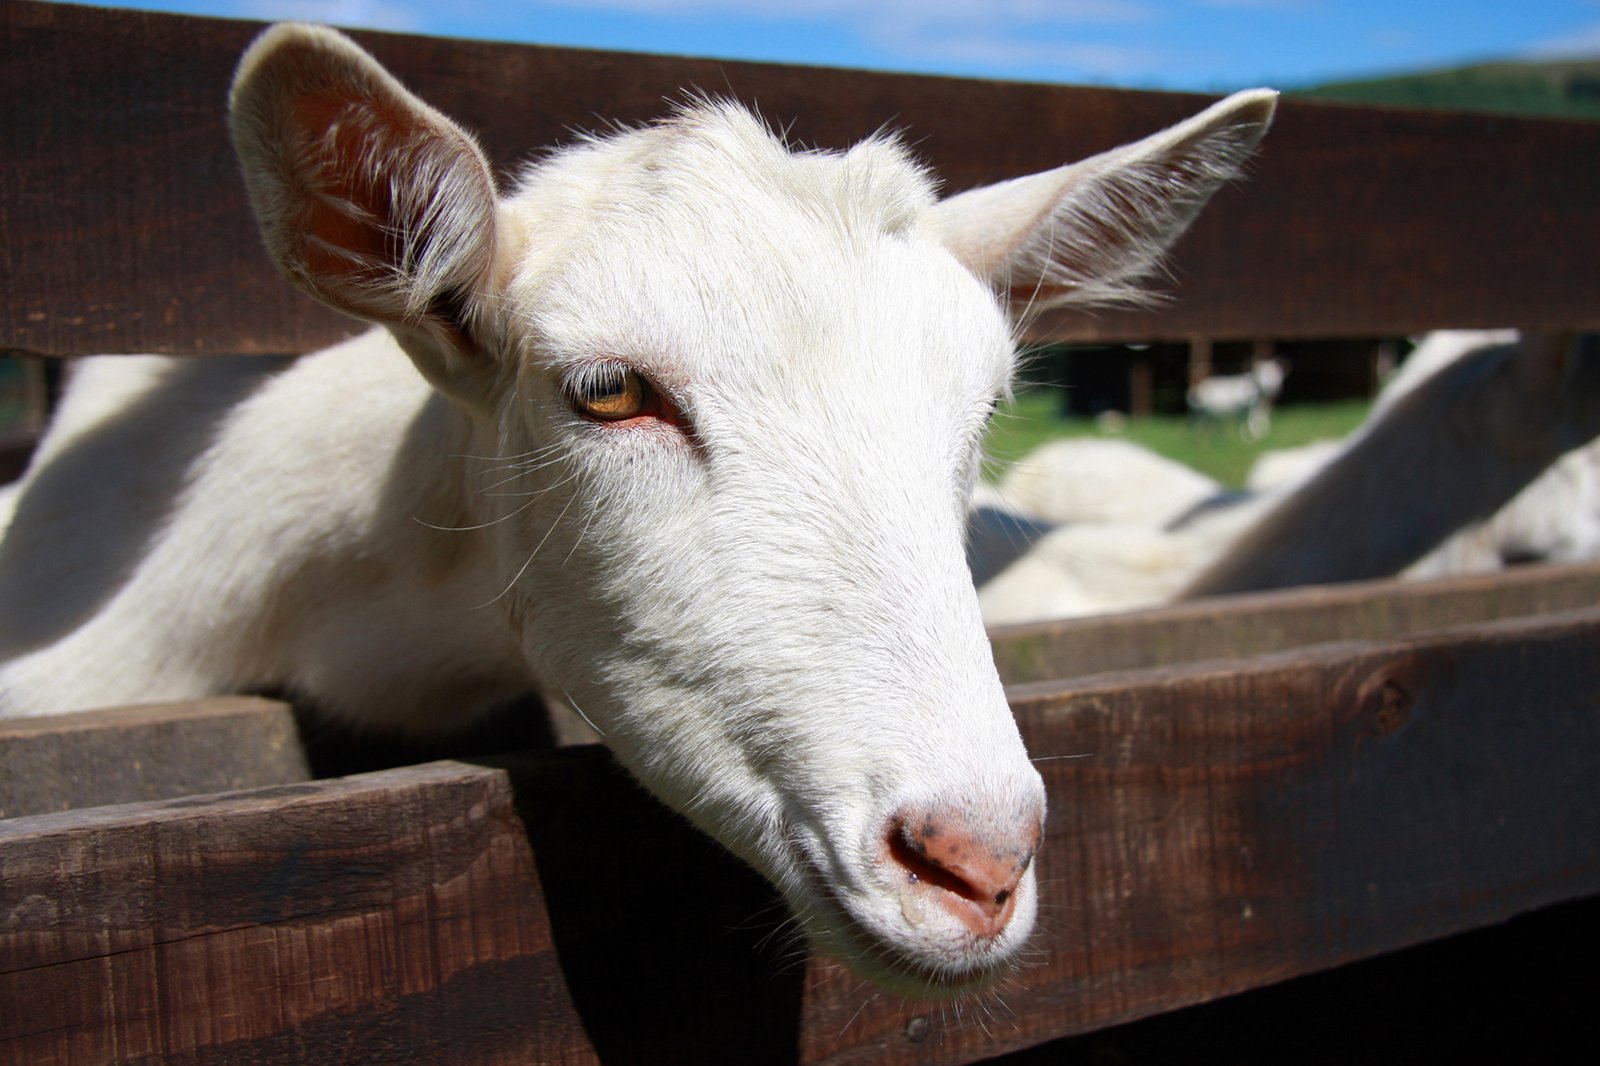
(229, 23, 498, 394)
(928, 89, 1277, 315)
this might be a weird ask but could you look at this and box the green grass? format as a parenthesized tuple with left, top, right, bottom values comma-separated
(983, 390, 1372, 489)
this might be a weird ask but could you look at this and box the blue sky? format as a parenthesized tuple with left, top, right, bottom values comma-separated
(75, 1, 1600, 92)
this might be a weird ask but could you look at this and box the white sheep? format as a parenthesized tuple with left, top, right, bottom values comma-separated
(0, 24, 1276, 993)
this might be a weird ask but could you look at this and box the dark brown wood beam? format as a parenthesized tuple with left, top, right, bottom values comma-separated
(6, 1, 1600, 359)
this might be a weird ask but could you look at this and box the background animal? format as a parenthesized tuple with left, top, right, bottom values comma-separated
(1186, 356, 1287, 438)
(979, 330, 1600, 622)
(992, 437, 1221, 528)
(0, 23, 1277, 993)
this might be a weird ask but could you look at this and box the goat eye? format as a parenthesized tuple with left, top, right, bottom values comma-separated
(567, 365, 652, 422)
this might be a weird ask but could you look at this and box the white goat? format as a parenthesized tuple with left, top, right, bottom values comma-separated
(1188, 331, 1600, 594)
(1187, 356, 1286, 439)
(0, 24, 1276, 993)
(1394, 332, 1600, 579)
(980, 330, 1600, 622)
(974, 438, 1227, 621)
(1244, 438, 1343, 492)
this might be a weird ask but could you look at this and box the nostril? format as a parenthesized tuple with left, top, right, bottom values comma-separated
(885, 813, 1038, 936)
(887, 820, 990, 903)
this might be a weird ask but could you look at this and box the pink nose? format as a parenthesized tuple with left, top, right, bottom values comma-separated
(887, 807, 1042, 938)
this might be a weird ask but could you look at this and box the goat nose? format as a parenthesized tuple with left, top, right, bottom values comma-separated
(887, 807, 1042, 939)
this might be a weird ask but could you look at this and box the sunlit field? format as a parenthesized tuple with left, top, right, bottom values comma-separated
(984, 389, 1373, 489)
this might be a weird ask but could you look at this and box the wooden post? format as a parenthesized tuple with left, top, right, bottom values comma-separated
(1130, 355, 1154, 416)
(1188, 335, 1214, 386)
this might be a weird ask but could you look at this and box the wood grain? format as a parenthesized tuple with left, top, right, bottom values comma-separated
(0, 760, 592, 1065)
(5, 609, 1598, 1063)
(6, 1, 1600, 359)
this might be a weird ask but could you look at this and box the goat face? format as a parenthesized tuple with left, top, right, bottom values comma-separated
(496, 133, 1041, 989)
(230, 23, 1274, 991)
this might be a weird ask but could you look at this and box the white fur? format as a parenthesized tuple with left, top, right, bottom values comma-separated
(978, 493, 1265, 623)
(1245, 438, 1343, 492)
(0, 23, 1275, 993)
(995, 437, 1220, 527)
(1396, 332, 1600, 579)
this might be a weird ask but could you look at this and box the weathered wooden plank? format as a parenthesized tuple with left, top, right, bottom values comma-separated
(0, 759, 597, 1065)
(990, 560, 1600, 685)
(4, 609, 1597, 1063)
(6, 1, 1600, 359)
(0, 696, 308, 819)
(1000, 895, 1599, 1064)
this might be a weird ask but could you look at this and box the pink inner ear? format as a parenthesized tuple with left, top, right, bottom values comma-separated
(273, 80, 496, 340)
(288, 91, 404, 293)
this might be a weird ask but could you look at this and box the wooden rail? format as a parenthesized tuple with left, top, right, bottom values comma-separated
(989, 559, 1600, 683)
(4, 601, 1598, 1063)
(6, 0, 1600, 358)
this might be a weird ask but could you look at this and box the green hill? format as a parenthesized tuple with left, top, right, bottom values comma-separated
(1294, 56, 1600, 121)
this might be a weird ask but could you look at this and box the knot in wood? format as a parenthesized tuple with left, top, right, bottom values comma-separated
(1367, 677, 1413, 736)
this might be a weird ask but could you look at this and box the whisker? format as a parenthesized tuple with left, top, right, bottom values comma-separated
(559, 687, 606, 737)
(413, 493, 541, 532)
(450, 442, 563, 464)
(836, 993, 877, 1038)
(476, 490, 580, 607)
(476, 458, 567, 493)
(562, 503, 600, 566)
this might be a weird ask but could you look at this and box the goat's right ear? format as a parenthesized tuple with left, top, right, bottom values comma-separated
(229, 23, 499, 397)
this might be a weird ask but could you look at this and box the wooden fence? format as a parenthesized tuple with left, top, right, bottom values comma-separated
(4, 2, 1599, 1062)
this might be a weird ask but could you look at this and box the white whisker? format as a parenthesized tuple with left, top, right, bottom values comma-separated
(476, 489, 580, 608)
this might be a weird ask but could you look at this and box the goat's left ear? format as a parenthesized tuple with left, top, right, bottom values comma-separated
(928, 89, 1277, 314)
(229, 23, 500, 399)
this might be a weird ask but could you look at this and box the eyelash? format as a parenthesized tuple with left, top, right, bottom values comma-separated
(562, 361, 683, 427)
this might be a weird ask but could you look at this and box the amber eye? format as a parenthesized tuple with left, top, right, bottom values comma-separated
(566, 364, 654, 422)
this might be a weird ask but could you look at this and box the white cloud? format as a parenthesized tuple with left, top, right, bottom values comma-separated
(542, 1, 1154, 24)
(236, 0, 423, 31)
(532, 0, 1165, 79)
(1523, 21, 1600, 59)
(889, 31, 1164, 77)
